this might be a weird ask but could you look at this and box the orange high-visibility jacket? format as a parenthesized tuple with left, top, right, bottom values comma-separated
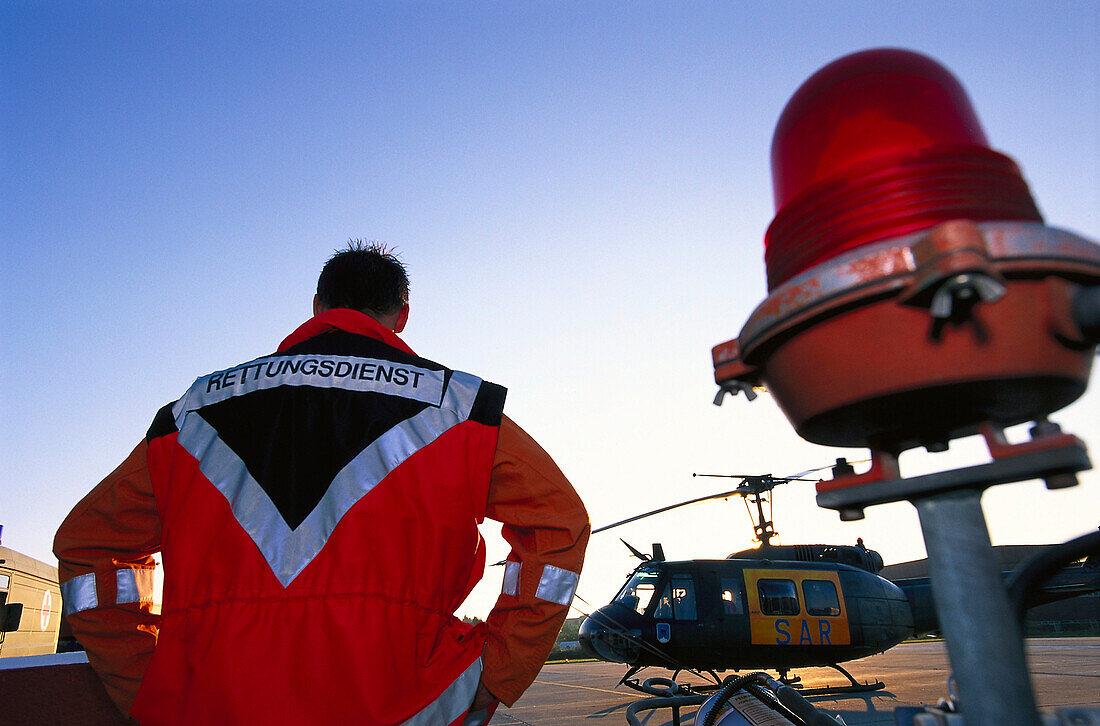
(55, 310, 589, 724)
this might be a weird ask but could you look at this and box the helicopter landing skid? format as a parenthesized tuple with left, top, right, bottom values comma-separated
(779, 664, 885, 696)
(620, 668, 723, 697)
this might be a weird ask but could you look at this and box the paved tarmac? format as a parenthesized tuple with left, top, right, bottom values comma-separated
(490, 637, 1100, 725)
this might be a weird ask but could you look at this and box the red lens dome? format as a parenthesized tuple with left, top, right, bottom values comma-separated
(764, 49, 1042, 290)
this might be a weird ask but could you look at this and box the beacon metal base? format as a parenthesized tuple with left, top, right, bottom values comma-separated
(816, 421, 1092, 519)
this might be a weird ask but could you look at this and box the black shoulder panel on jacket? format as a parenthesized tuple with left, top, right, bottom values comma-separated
(469, 382, 507, 427)
(147, 402, 179, 441)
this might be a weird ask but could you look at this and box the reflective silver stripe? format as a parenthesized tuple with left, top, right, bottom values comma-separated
(535, 564, 580, 606)
(176, 372, 483, 588)
(442, 370, 482, 416)
(172, 355, 447, 424)
(60, 573, 98, 616)
(501, 561, 521, 596)
(116, 568, 155, 605)
(400, 657, 482, 726)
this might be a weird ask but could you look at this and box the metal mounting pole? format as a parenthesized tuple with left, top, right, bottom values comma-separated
(913, 490, 1041, 726)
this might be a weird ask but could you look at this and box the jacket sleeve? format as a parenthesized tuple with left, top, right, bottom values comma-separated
(53, 440, 162, 717)
(480, 415, 590, 706)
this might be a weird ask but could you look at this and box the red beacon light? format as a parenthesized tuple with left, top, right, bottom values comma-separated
(765, 48, 1042, 291)
(713, 49, 1100, 498)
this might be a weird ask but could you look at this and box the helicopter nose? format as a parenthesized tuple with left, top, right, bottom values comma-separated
(579, 605, 642, 663)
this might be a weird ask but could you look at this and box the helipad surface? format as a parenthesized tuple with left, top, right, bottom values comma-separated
(490, 637, 1100, 725)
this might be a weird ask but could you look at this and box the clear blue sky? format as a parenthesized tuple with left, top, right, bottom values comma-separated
(2, 2, 1098, 619)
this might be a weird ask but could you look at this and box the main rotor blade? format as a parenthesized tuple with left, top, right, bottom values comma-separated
(693, 472, 817, 482)
(592, 461, 869, 535)
(694, 459, 865, 483)
(593, 486, 751, 534)
(784, 460, 859, 480)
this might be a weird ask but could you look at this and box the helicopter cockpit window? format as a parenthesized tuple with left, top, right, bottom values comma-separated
(617, 570, 660, 615)
(802, 579, 841, 617)
(758, 578, 800, 616)
(720, 577, 744, 615)
(655, 574, 697, 620)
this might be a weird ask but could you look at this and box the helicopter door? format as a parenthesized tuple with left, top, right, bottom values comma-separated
(651, 573, 704, 647)
(744, 569, 850, 646)
(711, 574, 749, 651)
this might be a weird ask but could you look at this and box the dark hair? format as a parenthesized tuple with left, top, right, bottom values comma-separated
(316, 240, 409, 315)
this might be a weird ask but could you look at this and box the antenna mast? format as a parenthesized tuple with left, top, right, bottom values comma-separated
(742, 476, 779, 546)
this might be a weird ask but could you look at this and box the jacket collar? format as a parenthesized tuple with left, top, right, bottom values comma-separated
(278, 309, 416, 355)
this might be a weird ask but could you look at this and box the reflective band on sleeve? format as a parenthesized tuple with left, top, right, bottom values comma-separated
(60, 573, 98, 616)
(501, 561, 521, 597)
(116, 568, 155, 605)
(535, 564, 580, 606)
(400, 656, 482, 726)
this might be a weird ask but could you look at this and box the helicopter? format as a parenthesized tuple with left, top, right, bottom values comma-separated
(576, 465, 1100, 695)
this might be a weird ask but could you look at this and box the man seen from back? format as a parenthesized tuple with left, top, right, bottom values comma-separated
(54, 241, 590, 725)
